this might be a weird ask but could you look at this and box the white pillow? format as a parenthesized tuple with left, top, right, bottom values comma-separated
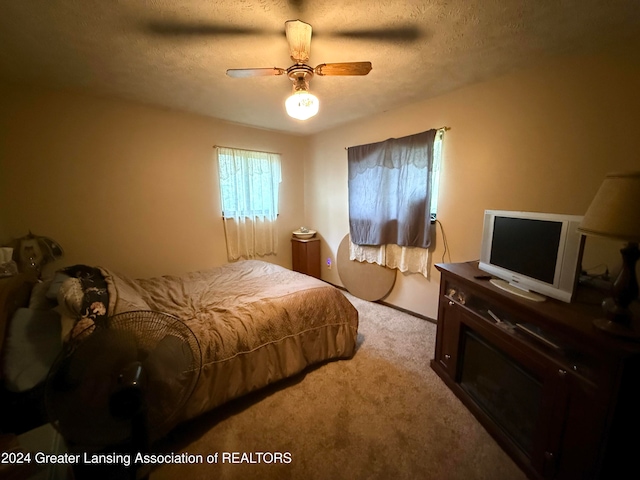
(56, 277, 84, 318)
(3, 308, 62, 392)
(45, 272, 70, 301)
(28, 279, 55, 310)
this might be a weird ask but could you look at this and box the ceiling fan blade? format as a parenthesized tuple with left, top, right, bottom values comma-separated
(318, 26, 421, 42)
(226, 68, 286, 78)
(285, 20, 312, 63)
(145, 21, 266, 37)
(288, 0, 305, 12)
(314, 62, 372, 76)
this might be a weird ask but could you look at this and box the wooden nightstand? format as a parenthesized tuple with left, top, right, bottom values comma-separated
(291, 237, 321, 278)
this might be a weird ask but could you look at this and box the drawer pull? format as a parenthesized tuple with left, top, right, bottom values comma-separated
(448, 300, 455, 306)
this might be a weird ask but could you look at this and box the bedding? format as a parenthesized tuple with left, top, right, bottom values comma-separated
(57, 260, 359, 424)
(0, 274, 70, 393)
(0, 274, 38, 383)
(3, 308, 62, 392)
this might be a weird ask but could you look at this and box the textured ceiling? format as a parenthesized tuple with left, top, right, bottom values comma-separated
(1, 1, 639, 135)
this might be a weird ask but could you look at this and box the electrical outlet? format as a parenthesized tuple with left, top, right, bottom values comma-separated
(326, 258, 332, 269)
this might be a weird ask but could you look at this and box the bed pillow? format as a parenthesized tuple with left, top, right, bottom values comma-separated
(56, 277, 84, 318)
(28, 279, 56, 310)
(45, 272, 71, 301)
(3, 307, 62, 392)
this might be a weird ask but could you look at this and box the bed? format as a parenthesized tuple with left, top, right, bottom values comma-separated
(0, 260, 359, 431)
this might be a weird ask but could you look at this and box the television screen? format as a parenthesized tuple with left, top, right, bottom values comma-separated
(490, 217, 562, 285)
(479, 210, 584, 303)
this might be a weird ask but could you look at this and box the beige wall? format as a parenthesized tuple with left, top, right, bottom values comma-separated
(306, 51, 640, 318)
(0, 85, 308, 278)
(2, 50, 638, 318)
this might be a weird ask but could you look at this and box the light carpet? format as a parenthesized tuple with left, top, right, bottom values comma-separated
(152, 292, 527, 480)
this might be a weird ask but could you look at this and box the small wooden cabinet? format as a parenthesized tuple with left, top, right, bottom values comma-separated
(291, 237, 321, 279)
(432, 261, 640, 480)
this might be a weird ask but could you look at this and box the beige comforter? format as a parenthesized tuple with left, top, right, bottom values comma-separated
(100, 260, 359, 424)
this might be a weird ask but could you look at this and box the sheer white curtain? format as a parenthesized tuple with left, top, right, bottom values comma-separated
(349, 241, 431, 277)
(217, 147, 282, 261)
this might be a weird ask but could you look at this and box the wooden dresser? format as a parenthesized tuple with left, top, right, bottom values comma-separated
(431, 261, 640, 480)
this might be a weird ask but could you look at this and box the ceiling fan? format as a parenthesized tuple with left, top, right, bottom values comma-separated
(226, 20, 372, 120)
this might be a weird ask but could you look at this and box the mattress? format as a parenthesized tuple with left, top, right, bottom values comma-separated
(98, 260, 359, 423)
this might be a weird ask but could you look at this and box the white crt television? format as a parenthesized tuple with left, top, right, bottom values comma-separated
(478, 210, 585, 303)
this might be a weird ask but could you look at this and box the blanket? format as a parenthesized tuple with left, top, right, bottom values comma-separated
(97, 260, 359, 423)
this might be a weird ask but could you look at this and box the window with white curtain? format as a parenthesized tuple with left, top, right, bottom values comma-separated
(347, 129, 438, 248)
(347, 128, 445, 278)
(216, 147, 282, 261)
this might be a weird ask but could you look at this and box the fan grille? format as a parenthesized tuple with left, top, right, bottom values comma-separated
(45, 310, 201, 448)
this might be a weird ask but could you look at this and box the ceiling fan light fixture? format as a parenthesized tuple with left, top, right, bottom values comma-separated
(285, 89, 319, 120)
(226, 20, 372, 123)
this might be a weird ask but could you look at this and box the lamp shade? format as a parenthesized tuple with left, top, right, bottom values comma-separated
(285, 90, 319, 120)
(578, 171, 640, 242)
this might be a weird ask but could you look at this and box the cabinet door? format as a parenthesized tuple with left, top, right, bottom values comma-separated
(435, 297, 461, 378)
(531, 362, 571, 479)
(305, 240, 321, 278)
(291, 239, 321, 278)
(455, 309, 572, 479)
(292, 240, 305, 273)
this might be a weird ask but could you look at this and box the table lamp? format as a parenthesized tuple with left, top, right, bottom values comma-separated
(578, 171, 640, 338)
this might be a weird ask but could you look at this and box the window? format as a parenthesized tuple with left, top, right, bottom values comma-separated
(347, 129, 439, 249)
(430, 129, 444, 222)
(347, 128, 445, 277)
(217, 147, 281, 220)
(216, 147, 282, 261)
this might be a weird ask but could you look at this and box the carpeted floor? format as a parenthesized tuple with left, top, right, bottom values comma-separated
(151, 292, 527, 480)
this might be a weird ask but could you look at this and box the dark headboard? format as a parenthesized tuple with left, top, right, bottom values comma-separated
(0, 274, 36, 380)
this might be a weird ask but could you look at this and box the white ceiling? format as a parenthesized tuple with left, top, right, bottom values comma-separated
(1, 1, 639, 135)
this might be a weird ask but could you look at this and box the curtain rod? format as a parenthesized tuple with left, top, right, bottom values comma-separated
(344, 126, 450, 150)
(213, 145, 282, 156)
